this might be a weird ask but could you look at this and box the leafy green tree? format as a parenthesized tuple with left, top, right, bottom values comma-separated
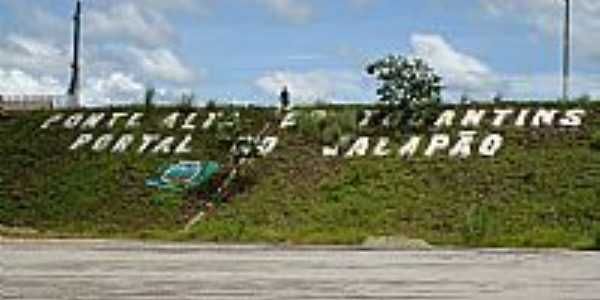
(366, 55, 442, 128)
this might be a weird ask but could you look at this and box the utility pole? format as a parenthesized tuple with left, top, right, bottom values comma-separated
(67, 0, 82, 108)
(562, 0, 571, 101)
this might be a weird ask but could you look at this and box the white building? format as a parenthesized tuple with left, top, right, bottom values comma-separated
(0, 95, 57, 111)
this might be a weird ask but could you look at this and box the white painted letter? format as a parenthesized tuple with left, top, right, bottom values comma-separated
(531, 109, 559, 127)
(461, 109, 487, 128)
(63, 113, 85, 129)
(345, 137, 370, 158)
(435, 110, 456, 128)
(323, 146, 339, 157)
(492, 109, 514, 127)
(80, 113, 105, 129)
(449, 131, 477, 158)
(181, 113, 198, 130)
(92, 134, 114, 152)
(425, 134, 450, 157)
(107, 113, 129, 128)
(479, 134, 504, 157)
(202, 112, 217, 130)
(258, 136, 279, 156)
(559, 109, 586, 127)
(69, 134, 93, 151)
(515, 109, 530, 127)
(162, 113, 180, 129)
(40, 114, 64, 129)
(399, 136, 422, 158)
(126, 113, 144, 129)
(138, 134, 161, 153)
(174, 134, 193, 154)
(112, 134, 135, 153)
(360, 110, 374, 127)
(152, 137, 176, 154)
(280, 112, 296, 129)
(373, 137, 390, 157)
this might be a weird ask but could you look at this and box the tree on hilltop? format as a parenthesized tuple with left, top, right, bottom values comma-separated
(366, 55, 443, 128)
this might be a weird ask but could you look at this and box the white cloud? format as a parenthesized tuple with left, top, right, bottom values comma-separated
(410, 33, 500, 94)
(258, 0, 377, 22)
(0, 68, 63, 95)
(0, 1, 202, 107)
(127, 47, 196, 83)
(136, 0, 211, 14)
(255, 30, 598, 103)
(83, 72, 145, 107)
(0, 67, 149, 106)
(501, 73, 600, 100)
(260, 0, 315, 23)
(255, 70, 367, 102)
(87, 2, 176, 47)
(481, 0, 600, 61)
(255, 34, 503, 103)
(7, 35, 62, 58)
(0, 32, 195, 105)
(408, 33, 600, 100)
(0, 34, 68, 75)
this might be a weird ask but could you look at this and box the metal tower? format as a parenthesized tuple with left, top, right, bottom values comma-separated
(563, 0, 571, 101)
(67, 0, 82, 108)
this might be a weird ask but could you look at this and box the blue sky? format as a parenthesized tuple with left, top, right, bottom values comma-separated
(0, 0, 598, 106)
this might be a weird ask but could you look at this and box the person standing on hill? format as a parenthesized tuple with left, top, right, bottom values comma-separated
(280, 86, 290, 111)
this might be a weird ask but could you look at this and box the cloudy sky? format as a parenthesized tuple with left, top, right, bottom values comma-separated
(0, 0, 599, 106)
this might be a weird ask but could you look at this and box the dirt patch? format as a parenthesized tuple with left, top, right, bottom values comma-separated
(363, 236, 433, 250)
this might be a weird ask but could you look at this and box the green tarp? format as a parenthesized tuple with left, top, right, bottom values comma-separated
(145, 161, 221, 191)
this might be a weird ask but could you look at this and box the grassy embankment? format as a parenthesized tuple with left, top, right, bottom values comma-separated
(1, 103, 600, 249)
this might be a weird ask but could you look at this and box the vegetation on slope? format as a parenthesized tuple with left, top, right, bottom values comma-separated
(1, 103, 600, 249)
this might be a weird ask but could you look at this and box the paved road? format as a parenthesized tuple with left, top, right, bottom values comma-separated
(2, 240, 599, 300)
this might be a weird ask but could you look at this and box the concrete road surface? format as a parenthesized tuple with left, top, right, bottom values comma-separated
(1, 240, 599, 300)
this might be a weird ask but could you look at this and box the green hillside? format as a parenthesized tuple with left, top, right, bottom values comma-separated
(1, 103, 600, 249)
